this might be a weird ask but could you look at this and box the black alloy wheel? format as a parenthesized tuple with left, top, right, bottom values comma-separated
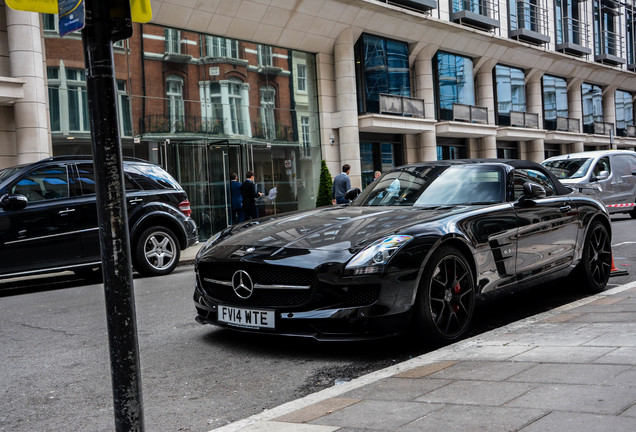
(415, 246, 475, 345)
(576, 220, 612, 293)
(134, 226, 180, 276)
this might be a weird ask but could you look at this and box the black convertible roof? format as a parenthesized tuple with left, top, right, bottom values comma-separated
(396, 158, 572, 196)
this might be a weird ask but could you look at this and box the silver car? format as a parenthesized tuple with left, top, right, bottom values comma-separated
(542, 150, 636, 218)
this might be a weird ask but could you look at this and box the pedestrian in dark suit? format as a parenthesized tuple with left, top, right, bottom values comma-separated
(229, 173, 243, 224)
(240, 170, 263, 220)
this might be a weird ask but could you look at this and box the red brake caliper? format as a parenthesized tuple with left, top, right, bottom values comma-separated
(452, 282, 461, 312)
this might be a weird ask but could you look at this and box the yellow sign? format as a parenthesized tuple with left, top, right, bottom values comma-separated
(5, 0, 152, 23)
(5, 0, 58, 14)
(130, 0, 152, 23)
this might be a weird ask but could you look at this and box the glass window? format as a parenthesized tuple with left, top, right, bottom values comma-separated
(555, 0, 583, 46)
(205, 36, 239, 59)
(593, 0, 618, 57)
(615, 90, 633, 136)
(166, 75, 184, 132)
(592, 156, 611, 177)
(510, 0, 540, 32)
(47, 67, 61, 132)
(258, 45, 273, 67)
(435, 52, 475, 120)
(117, 80, 132, 137)
(66, 68, 89, 132)
(260, 86, 276, 140)
(297, 63, 307, 92)
(355, 34, 411, 114)
(165, 29, 180, 54)
(542, 75, 568, 130)
(581, 83, 603, 134)
(43, 13, 57, 31)
(300, 116, 310, 157)
(513, 168, 556, 199)
(495, 65, 526, 126)
(228, 80, 246, 135)
(12, 165, 69, 202)
(628, 10, 635, 65)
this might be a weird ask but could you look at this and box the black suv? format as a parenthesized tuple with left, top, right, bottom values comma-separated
(0, 156, 198, 280)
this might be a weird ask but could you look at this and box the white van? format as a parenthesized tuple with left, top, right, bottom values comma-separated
(542, 150, 636, 218)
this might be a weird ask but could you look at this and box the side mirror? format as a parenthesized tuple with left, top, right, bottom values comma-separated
(519, 182, 546, 203)
(0, 193, 28, 211)
(344, 187, 361, 202)
(592, 170, 609, 182)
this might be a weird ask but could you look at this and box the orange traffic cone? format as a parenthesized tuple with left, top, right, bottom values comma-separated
(610, 254, 629, 277)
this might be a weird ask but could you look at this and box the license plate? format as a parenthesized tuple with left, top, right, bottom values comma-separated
(218, 305, 275, 330)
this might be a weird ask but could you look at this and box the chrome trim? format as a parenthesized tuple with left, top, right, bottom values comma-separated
(203, 278, 310, 290)
(3, 229, 92, 246)
(1, 261, 102, 279)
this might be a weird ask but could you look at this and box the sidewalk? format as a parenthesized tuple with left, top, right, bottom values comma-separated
(210, 280, 636, 432)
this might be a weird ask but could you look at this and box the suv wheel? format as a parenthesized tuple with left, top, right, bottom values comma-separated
(134, 226, 180, 276)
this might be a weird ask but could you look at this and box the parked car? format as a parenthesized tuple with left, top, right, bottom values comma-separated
(193, 159, 611, 344)
(0, 156, 198, 280)
(542, 150, 636, 218)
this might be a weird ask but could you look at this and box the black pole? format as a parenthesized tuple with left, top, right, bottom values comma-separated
(81, 1, 144, 430)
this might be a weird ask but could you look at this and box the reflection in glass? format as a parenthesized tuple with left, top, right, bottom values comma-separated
(495, 65, 526, 126)
(542, 75, 568, 130)
(435, 52, 475, 120)
(581, 83, 603, 134)
(615, 90, 633, 136)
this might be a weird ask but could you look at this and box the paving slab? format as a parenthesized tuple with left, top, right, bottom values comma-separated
(519, 411, 636, 432)
(415, 380, 537, 406)
(506, 363, 630, 385)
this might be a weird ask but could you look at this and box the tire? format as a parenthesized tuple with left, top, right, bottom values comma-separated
(575, 220, 612, 293)
(133, 226, 180, 276)
(414, 246, 475, 345)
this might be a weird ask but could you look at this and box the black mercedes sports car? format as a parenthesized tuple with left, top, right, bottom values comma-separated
(194, 160, 612, 343)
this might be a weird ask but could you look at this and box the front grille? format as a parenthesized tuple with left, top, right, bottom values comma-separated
(198, 261, 381, 309)
(199, 262, 316, 308)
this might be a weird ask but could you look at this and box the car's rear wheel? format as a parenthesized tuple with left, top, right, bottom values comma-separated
(414, 246, 475, 345)
(575, 220, 612, 292)
(133, 226, 180, 276)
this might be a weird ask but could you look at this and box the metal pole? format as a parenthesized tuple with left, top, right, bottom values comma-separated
(81, 0, 144, 430)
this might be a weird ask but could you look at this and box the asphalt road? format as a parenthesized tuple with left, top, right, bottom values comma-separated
(0, 214, 634, 431)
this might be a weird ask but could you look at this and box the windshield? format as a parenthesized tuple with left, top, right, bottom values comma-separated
(542, 158, 593, 179)
(355, 165, 505, 207)
(0, 166, 21, 184)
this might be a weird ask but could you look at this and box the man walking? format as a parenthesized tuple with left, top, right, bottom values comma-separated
(229, 173, 243, 224)
(240, 170, 263, 220)
(332, 164, 351, 204)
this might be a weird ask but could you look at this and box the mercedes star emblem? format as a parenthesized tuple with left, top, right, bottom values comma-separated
(232, 270, 254, 299)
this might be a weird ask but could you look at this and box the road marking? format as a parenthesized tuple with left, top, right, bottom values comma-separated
(613, 241, 636, 247)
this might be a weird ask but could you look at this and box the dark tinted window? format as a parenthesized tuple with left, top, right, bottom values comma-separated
(592, 157, 610, 177)
(125, 163, 181, 190)
(76, 163, 138, 195)
(513, 168, 556, 199)
(11, 165, 70, 202)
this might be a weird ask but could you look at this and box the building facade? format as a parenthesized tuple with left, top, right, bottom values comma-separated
(2, 0, 636, 238)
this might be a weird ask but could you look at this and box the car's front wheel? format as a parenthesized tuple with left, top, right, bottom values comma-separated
(414, 246, 475, 345)
(575, 220, 612, 292)
(133, 226, 180, 276)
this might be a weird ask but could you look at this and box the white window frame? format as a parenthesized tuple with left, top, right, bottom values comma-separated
(258, 45, 273, 67)
(166, 75, 185, 132)
(205, 36, 239, 59)
(297, 63, 307, 93)
(260, 86, 276, 140)
(165, 28, 181, 54)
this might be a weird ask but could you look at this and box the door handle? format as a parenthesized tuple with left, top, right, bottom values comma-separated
(58, 208, 76, 216)
(559, 205, 571, 213)
(129, 198, 144, 205)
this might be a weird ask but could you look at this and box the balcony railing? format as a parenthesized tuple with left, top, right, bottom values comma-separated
(379, 94, 425, 117)
(453, 103, 488, 124)
(592, 121, 614, 135)
(451, 0, 500, 30)
(595, 29, 626, 65)
(510, 111, 539, 128)
(555, 116, 580, 133)
(141, 115, 224, 134)
(252, 122, 295, 142)
(509, 0, 550, 44)
(556, 17, 591, 56)
(380, 0, 438, 12)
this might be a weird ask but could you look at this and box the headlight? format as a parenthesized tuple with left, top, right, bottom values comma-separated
(346, 235, 413, 275)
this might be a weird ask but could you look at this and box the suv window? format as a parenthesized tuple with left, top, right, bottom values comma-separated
(126, 163, 181, 190)
(613, 155, 636, 177)
(75, 163, 137, 195)
(592, 156, 611, 178)
(12, 165, 70, 202)
(513, 168, 556, 200)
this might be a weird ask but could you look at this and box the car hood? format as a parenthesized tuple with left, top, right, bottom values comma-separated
(203, 205, 466, 257)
